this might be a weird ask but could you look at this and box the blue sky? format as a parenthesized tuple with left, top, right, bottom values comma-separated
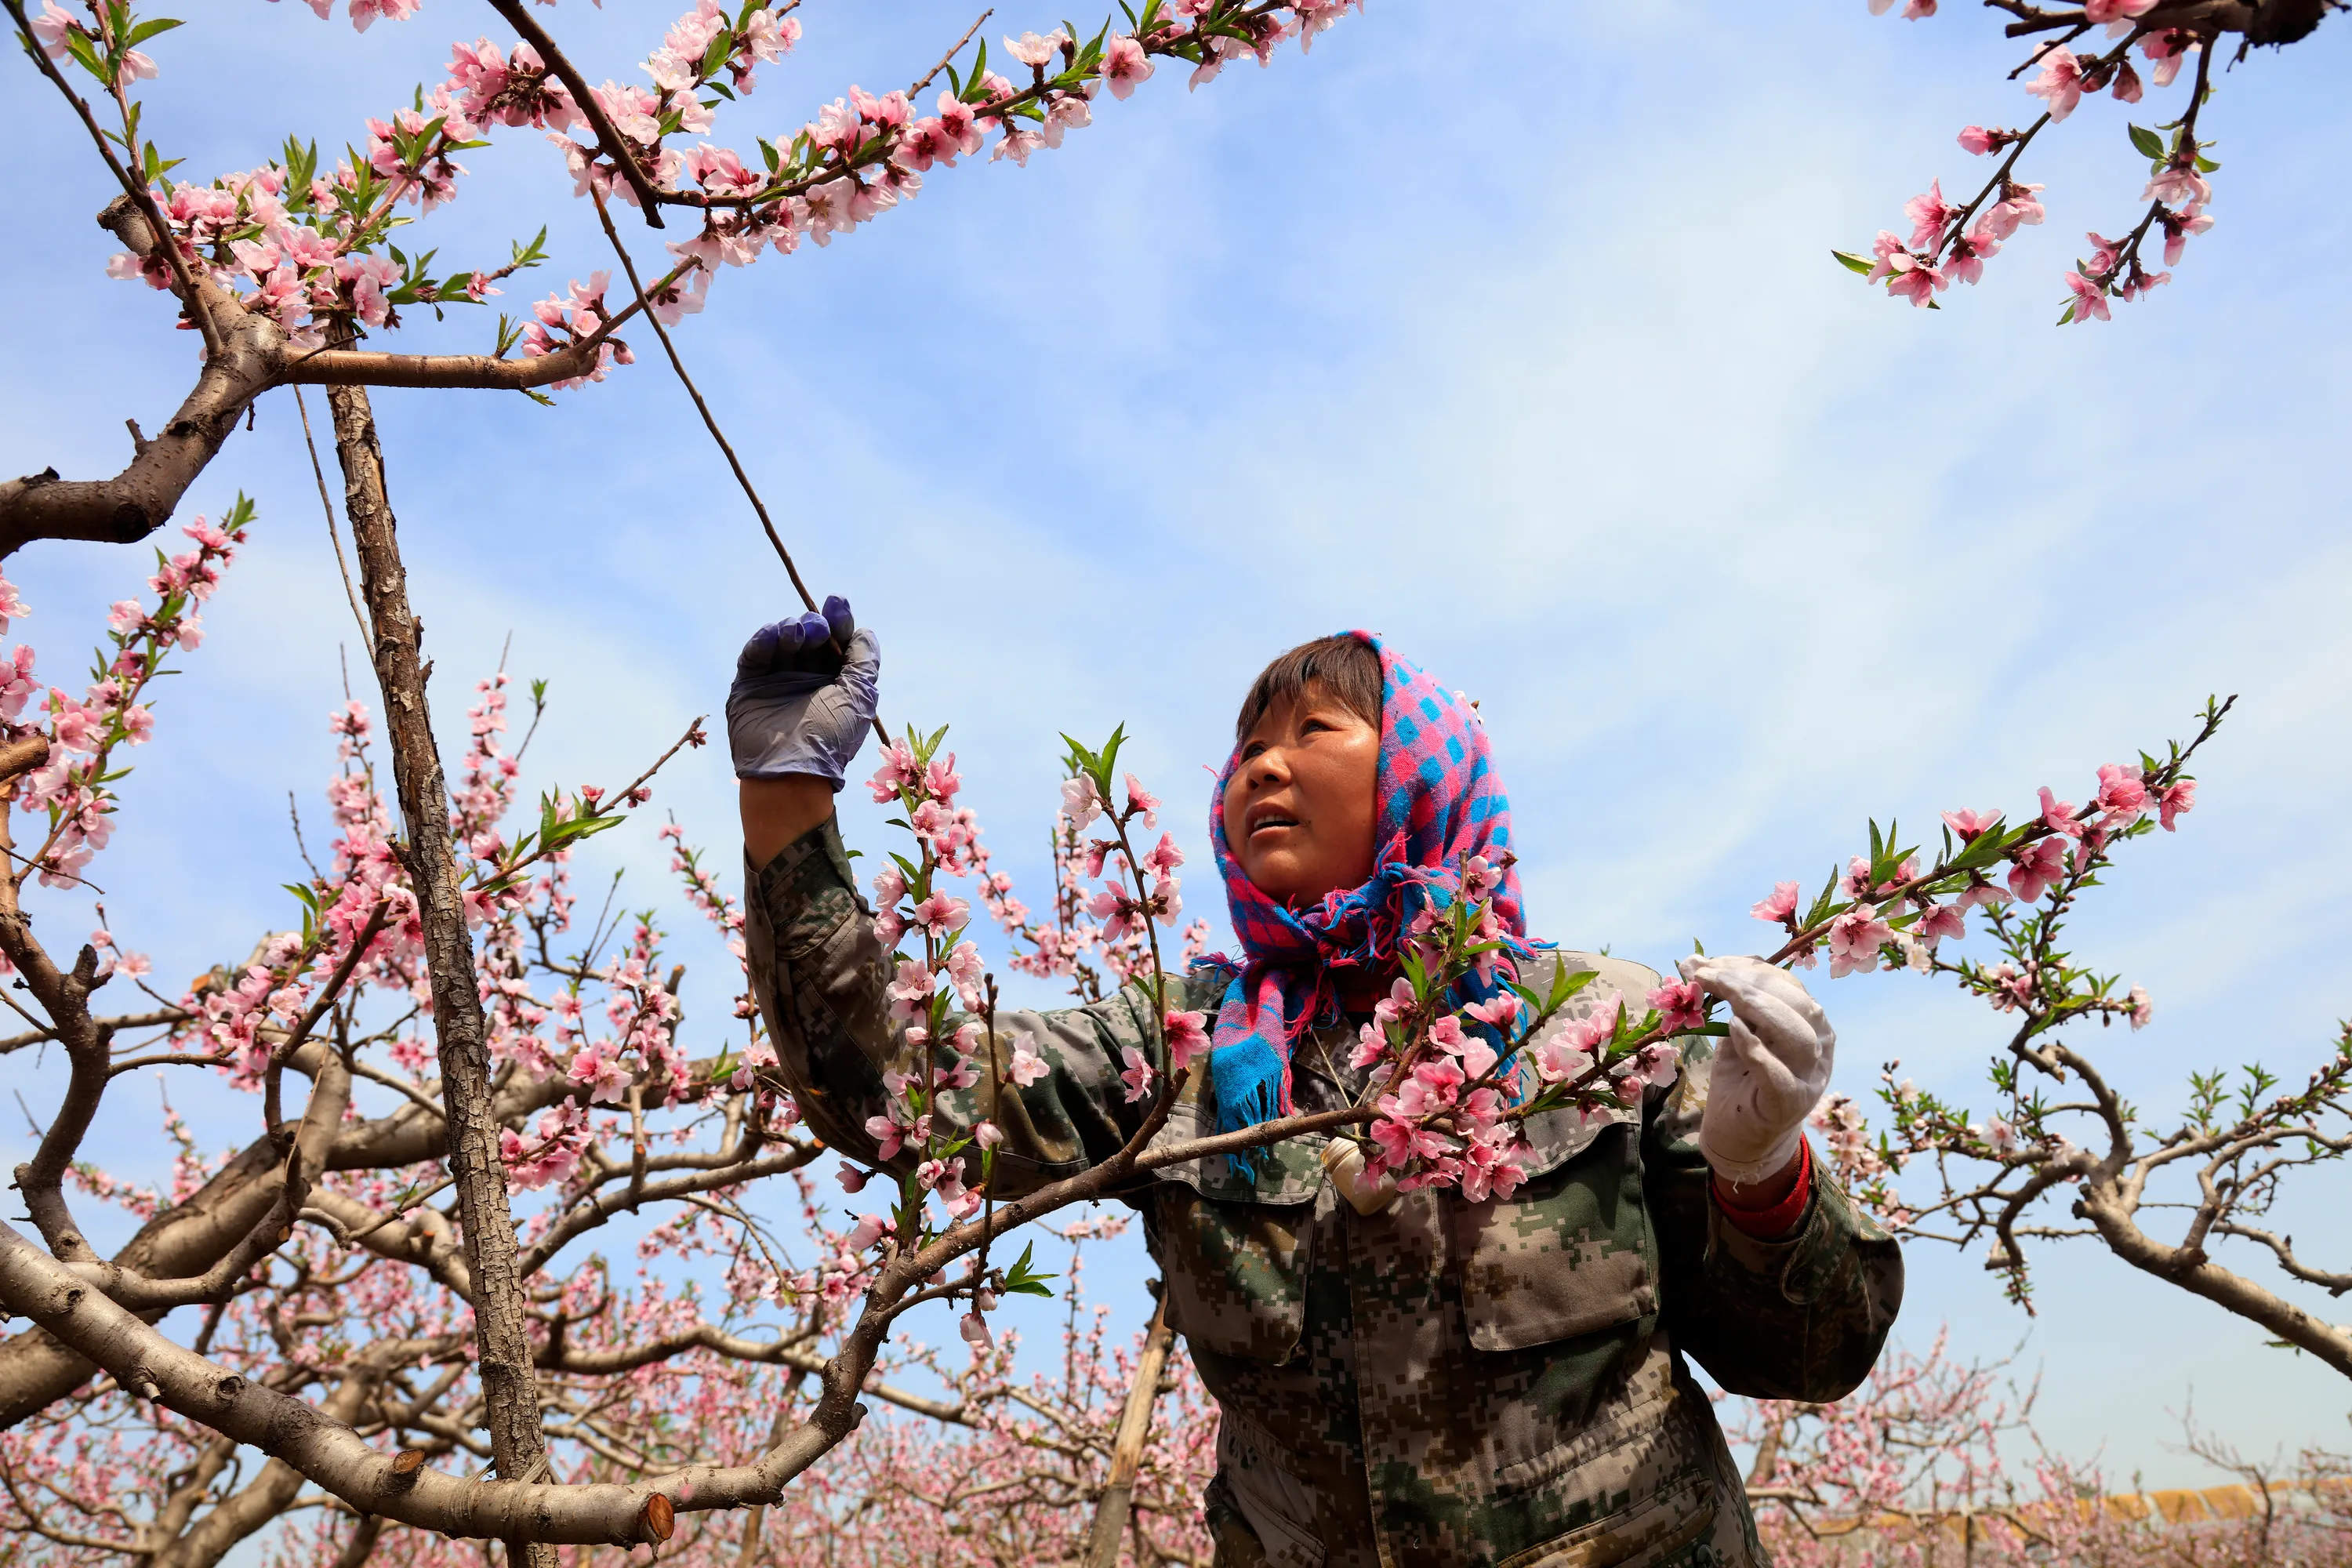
(4, 0, 2349, 1490)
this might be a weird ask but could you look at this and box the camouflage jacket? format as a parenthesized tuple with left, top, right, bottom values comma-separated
(746, 821, 1905, 1568)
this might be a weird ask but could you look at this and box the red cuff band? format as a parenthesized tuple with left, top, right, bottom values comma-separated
(1713, 1138, 1812, 1239)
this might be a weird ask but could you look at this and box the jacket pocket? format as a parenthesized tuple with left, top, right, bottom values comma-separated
(1497, 1480, 1715, 1568)
(1451, 1119, 1657, 1352)
(1156, 1181, 1317, 1363)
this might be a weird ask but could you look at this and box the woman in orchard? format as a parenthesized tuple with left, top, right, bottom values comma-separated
(729, 605, 1902, 1568)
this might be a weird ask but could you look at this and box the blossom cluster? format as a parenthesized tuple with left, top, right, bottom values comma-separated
(853, 723, 1209, 1345)
(1748, 753, 2194, 984)
(2, 499, 249, 901)
(975, 768, 1212, 1002)
(1761, 702, 2238, 1307)
(74, 0, 1357, 388)
(1332, 855, 1700, 1205)
(858, 728, 1010, 1250)
(1844, 3, 2220, 322)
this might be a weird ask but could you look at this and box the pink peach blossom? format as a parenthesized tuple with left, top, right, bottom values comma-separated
(1751, 880, 1802, 924)
(2158, 778, 2197, 830)
(1116, 1044, 1156, 1104)
(1163, 1008, 1208, 1071)
(2024, 48, 2085, 122)
(1100, 34, 1154, 98)
(1646, 979, 1706, 1036)
(1007, 1035, 1050, 1087)
(1828, 903, 1894, 978)
(2007, 837, 2069, 902)
(1904, 180, 1958, 249)
(2063, 270, 2112, 323)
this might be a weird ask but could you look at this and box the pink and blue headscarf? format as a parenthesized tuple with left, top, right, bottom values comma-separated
(1203, 632, 1533, 1139)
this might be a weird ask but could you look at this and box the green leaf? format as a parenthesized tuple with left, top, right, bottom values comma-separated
(1947, 821, 2013, 873)
(999, 1240, 1057, 1298)
(2127, 122, 2165, 160)
(700, 30, 733, 78)
(62, 29, 106, 82)
(123, 16, 183, 48)
(2056, 302, 2076, 326)
(1399, 941, 1428, 1000)
(1548, 966, 1599, 1009)
(1831, 249, 1875, 277)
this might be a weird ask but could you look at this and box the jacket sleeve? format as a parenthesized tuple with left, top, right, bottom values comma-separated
(1642, 1034, 1906, 1401)
(742, 816, 1220, 1197)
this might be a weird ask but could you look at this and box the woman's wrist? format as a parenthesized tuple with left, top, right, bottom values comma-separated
(741, 775, 837, 869)
(1711, 1140, 1811, 1236)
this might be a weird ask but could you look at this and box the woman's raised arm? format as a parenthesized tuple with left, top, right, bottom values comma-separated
(728, 600, 1203, 1195)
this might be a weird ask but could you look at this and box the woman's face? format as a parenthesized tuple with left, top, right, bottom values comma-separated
(1222, 685, 1381, 908)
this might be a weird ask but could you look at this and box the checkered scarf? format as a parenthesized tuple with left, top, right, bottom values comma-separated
(1203, 632, 1529, 1139)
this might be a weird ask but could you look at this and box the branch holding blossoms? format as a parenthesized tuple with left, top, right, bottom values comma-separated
(466, 714, 710, 908)
(2, 0, 223, 358)
(0, 1017, 1378, 1546)
(485, 0, 682, 228)
(0, 717, 1346, 1546)
(1838, 0, 2330, 319)
(3, 0, 1360, 556)
(1738, 696, 2352, 1377)
(0, 545, 1081, 1541)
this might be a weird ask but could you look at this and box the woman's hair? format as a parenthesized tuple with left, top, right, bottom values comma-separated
(1233, 635, 1384, 744)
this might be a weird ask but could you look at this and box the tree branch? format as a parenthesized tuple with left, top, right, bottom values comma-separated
(0, 198, 282, 560)
(1, 0, 220, 359)
(485, 0, 669, 227)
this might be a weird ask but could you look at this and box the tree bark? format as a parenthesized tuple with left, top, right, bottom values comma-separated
(149, 1373, 378, 1568)
(322, 382, 555, 1566)
(1082, 1292, 1174, 1568)
(0, 1044, 664, 1430)
(0, 195, 616, 564)
(2080, 1182, 2352, 1379)
(0, 1050, 348, 1428)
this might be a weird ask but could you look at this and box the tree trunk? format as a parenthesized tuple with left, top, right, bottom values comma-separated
(322, 383, 555, 1566)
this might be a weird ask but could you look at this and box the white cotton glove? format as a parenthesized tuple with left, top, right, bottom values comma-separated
(1679, 954, 1836, 1189)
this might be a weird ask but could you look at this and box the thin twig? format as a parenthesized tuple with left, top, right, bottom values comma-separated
(583, 187, 812, 608)
(295, 386, 376, 653)
(2, 0, 222, 358)
(913, 10, 993, 94)
(586, 183, 891, 746)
